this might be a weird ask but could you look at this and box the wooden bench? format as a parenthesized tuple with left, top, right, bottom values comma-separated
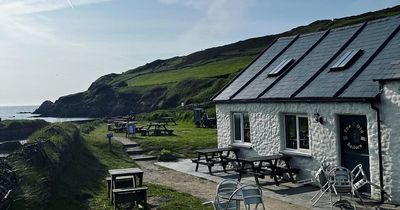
(113, 127, 125, 133)
(191, 158, 230, 175)
(191, 158, 216, 174)
(273, 167, 300, 175)
(140, 129, 149, 136)
(193, 148, 239, 175)
(163, 129, 174, 135)
(106, 176, 135, 198)
(112, 187, 148, 210)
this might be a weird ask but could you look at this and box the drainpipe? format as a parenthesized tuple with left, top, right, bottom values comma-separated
(371, 99, 384, 203)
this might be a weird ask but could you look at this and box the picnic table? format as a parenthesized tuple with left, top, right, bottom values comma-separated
(108, 168, 144, 203)
(192, 147, 239, 175)
(156, 117, 176, 125)
(140, 122, 174, 136)
(236, 154, 299, 186)
(111, 121, 135, 133)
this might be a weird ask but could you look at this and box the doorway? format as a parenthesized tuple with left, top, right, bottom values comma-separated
(339, 115, 370, 192)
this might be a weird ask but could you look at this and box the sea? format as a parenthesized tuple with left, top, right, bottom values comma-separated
(0, 105, 92, 123)
(0, 105, 93, 156)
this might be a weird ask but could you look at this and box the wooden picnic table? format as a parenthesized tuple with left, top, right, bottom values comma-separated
(111, 121, 136, 133)
(108, 168, 144, 203)
(140, 122, 173, 136)
(237, 154, 299, 186)
(192, 147, 239, 175)
(157, 117, 176, 125)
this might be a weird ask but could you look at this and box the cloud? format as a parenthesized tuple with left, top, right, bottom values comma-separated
(0, 0, 109, 42)
(67, 0, 74, 8)
(173, 0, 253, 49)
(158, 0, 212, 10)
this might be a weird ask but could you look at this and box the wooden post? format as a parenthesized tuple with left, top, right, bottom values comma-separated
(107, 133, 113, 152)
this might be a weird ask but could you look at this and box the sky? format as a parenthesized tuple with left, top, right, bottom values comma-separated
(0, 0, 399, 106)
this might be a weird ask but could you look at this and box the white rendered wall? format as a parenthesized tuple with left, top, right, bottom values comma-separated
(380, 80, 400, 203)
(216, 101, 386, 200)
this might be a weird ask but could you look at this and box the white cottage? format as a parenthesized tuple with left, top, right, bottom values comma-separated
(212, 15, 400, 204)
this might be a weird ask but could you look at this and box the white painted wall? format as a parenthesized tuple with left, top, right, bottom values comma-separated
(216, 101, 387, 200)
(380, 80, 400, 203)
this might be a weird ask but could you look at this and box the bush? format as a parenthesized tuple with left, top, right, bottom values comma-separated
(160, 149, 171, 155)
(159, 149, 177, 162)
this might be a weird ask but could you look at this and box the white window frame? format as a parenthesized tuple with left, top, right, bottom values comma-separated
(231, 112, 250, 144)
(283, 114, 310, 154)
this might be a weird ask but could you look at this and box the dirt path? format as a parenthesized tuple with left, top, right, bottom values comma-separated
(136, 160, 309, 210)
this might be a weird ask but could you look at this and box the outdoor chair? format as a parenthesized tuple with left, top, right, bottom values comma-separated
(351, 164, 369, 206)
(310, 165, 330, 206)
(203, 179, 241, 210)
(328, 166, 354, 209)
(240, 185, 265, 210)
(216, 179, 241, 198)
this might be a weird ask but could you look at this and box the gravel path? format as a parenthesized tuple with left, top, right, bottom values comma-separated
(136, 160, 309, 210)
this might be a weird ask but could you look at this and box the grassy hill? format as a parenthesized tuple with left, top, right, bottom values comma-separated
(34, 5, 400, 117)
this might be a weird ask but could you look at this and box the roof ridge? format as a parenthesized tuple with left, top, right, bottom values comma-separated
(275, 14, 400, 43)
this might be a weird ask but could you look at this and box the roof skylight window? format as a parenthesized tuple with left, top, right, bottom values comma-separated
(268, 58, 295, 76)
(331, 49, 363, 71)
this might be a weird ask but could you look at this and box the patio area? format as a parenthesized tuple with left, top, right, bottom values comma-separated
(156, 159, 398, 210)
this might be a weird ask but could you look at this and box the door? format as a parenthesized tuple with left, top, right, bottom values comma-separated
(340, 115, 370, 192)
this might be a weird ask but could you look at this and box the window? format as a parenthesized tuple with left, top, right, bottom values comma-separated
(331, 49, 363, 71)
(232, 112, 250, 143)
(284, 115, 309, 151)
(268, 58, 295, 76)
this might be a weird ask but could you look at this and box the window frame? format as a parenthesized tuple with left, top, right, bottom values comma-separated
(283, 114, 310, 154)
(231, 112, 250, 144)
(330, 49, 363, 71)
(268, 58, 295, 76)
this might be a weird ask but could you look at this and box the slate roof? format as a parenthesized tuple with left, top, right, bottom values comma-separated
(212, 15, 400, 103)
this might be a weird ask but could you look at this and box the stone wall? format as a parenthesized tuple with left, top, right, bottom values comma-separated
(216, 101, 385, 200)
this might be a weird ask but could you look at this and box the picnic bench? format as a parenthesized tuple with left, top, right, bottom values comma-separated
(192, 147, 239, 175)
(140, 122, 174, 136)
(113, 187, 148, 210)
(110, 121, 136, 133)
(236, 154, 300, 186)
(156, 117, 176, 125)
(108, 168, 147, 210)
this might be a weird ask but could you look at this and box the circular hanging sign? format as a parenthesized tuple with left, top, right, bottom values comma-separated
(342, 121, 367, 150)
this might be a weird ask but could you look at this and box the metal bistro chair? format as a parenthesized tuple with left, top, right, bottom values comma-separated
(206, 184, 266, 210)
(351, 164, 369, 206)
(310, 165, 330, 206)
(239, 185, 265, 210)
(203, 179, 241, 210)
(328, 166, 354, 209)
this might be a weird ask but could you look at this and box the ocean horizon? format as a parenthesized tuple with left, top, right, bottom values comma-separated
(0, 105, 93, 123)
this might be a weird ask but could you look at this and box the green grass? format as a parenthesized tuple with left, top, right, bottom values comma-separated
(126, 56, 253, 87)
(46, 123, 209, 210)
(0, 119, 48, 129)
(146, 183, 210, 210)
(133, 121, 217, 158)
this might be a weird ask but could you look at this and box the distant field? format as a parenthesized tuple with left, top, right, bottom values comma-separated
(126, 56, 254, 87)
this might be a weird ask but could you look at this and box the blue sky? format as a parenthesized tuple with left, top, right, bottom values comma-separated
(0, 0, 399, 106)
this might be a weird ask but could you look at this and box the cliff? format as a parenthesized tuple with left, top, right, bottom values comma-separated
(34, 5, 400, 117)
